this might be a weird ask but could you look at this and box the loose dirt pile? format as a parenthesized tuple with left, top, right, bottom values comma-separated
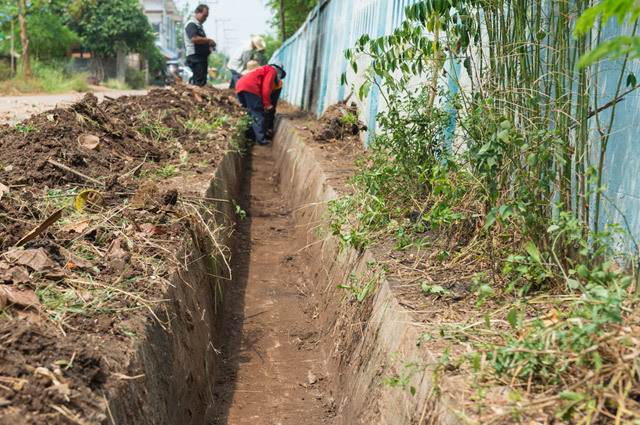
(309, 102, 366, 142)
(0, 83, 244, 424)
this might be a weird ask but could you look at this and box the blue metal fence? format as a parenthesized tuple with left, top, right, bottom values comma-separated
(271, 0, 422, 131)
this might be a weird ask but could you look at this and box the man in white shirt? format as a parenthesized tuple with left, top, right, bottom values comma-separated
(228, 35, 266, 89)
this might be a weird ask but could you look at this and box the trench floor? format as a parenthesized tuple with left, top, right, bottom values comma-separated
(211, 144, 335, 424)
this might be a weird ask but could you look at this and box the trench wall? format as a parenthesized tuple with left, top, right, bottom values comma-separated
(107, 150, 242, 424)
(273, 118, 463, 424)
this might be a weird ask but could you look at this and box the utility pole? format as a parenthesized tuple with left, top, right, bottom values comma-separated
(18, 0, 30, 76)
(223, 26, 237, 56)
(214, 18, 231, 48)
(279, 0, 286, 41)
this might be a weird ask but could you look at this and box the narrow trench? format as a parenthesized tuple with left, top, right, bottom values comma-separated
(210, 143, 334, 424)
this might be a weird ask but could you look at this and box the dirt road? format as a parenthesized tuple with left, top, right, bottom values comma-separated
(0, 87, 148, 125)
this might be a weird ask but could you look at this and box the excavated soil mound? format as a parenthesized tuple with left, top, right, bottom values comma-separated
(309, 102, 366, 142)
(0, 84, 244, 424)
(0, 85, 241, 188)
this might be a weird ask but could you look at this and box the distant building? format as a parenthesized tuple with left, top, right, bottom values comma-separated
(141, 0, 182, 60)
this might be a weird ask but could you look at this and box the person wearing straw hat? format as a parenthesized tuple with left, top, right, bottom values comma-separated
(228, 35, 266, 89)
(235, 63, 286, 146)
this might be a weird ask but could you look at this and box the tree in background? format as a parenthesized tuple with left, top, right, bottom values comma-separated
(3, 11, 80, 59)
(67, 0, 155, 79)
(17, 0, 30, 76)
(266, 0, 318, 41)
(0, 0, 80, 74)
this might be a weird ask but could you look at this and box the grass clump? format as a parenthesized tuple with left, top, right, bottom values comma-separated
(0, 59, 88, 94)
(102, 78, 132, 91)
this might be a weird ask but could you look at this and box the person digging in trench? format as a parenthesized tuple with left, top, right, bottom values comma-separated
(240, 60, 283, 140)
(183, 4, 216, 87)
(235, 63, 286, 146)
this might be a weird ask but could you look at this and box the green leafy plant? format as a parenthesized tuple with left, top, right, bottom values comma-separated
(155, 165, 178, 179)
(574, 0, 640, 68)
(233, 200, 246, 220)
(337, 271, 381, 303)
(420, 283, 450, 296)
(14, 123, 38, 134)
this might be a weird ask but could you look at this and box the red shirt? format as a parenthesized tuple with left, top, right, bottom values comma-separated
(235, 65, 277, 108)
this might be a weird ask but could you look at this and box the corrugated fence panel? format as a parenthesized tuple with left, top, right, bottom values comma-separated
(273, 0, 404, 122)
(591, 20, 640, 246)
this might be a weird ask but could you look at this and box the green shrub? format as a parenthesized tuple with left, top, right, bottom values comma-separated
(125, 67, 146, 89)
(102, 78, 131, 90)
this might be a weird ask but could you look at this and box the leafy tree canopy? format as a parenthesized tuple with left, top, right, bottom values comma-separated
(0, 11, 80, 58)
(68, 0, 155, 57)
(266, 0, 318, 40)
(0, 0, 79, 59)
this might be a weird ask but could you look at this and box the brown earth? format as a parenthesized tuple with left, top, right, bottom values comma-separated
(210, 145, 336, 424)
(0, 83, 246, 424)
(0, 84, 462, 425)
(0, 89, 149, 126)
(309, 102, 367, 142)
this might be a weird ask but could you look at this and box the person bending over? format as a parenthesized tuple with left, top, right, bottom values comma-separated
(235, 63, 286, 146)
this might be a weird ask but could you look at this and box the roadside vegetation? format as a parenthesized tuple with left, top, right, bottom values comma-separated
(335, 0, 640, 422)
(266, 0, 319, 41)
(0, 59, 88, 94)
(0, 0, 163, 93)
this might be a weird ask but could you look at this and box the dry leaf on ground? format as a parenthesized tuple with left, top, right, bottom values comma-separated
(0, 285, 41, 311)
(4, 248, 65, 278)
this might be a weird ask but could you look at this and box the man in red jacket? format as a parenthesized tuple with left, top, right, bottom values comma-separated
(235, 63, 286, 145)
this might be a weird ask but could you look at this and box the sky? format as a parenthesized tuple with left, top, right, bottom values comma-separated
(176, 0, 274, 57)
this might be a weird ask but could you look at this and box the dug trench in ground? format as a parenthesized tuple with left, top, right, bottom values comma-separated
(210, 142, 335, 424)
(0, 89, 458, 424)
(105, 148, 243, 425)
(210, 116, 462, 425)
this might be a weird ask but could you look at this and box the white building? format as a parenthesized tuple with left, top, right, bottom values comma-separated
(141, 0, 182, 59)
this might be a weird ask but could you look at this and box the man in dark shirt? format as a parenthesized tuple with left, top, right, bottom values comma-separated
(183, 5, 216, 86)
